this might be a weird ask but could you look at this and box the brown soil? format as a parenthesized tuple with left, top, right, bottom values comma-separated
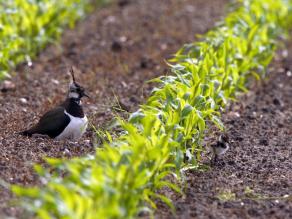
(0, 0, 228, 217)
(155, 46, 292, 218)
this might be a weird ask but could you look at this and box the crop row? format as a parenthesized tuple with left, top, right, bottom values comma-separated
(12, 0, 292, 218)
(0, 0, 106, 80)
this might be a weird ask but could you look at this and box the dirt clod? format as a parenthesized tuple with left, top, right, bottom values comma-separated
(111, 41, 123, 52)
(118, 0, 130, 7)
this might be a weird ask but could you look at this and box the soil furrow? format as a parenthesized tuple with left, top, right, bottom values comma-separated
(0, 0, 228, 217)
(155, 43, 292, 218)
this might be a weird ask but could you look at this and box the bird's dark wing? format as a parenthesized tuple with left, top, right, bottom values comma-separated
(23, 106, 71, 138)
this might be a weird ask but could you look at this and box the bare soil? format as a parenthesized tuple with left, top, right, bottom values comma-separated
(0, 0, 228, 218)
(155, 46, 292, 218)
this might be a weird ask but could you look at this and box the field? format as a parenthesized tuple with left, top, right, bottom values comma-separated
(0, 0, 291, 218)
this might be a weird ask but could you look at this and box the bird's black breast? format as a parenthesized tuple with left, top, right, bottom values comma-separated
(61, 98, 84, 118)
(218, 141, 227, 148)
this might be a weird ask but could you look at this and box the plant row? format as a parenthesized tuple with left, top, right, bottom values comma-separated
(13, 0, 292, 218)
(0, 0, 106, 80)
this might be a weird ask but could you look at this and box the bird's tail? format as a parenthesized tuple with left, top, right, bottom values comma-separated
(18, 130, 32, 137)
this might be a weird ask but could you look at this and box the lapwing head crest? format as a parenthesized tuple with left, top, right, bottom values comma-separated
(68, 67, 89, 100)
(219, 134, 229, 144)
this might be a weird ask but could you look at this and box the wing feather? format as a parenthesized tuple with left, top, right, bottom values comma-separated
(25, 107, 71, 138)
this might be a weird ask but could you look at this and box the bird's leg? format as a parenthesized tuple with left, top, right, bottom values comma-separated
(214, 154, 218, 163)
(211, 154, 218, 166)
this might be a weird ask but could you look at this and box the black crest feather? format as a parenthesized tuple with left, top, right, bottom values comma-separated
(70, 67, 76, 83)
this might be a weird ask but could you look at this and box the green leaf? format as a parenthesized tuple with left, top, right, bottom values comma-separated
(128, 110, 145, 123)
(181, 104, 193, 118)
(211, 115, 224, 130)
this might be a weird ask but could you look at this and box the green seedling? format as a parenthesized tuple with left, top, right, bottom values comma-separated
(217, 189, 237, 202)
(0, 0, 105, 79)
(243, 187, 292, 201)
(12, 0, 292, 218)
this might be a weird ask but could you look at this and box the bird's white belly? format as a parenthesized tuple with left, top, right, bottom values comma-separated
(215, 144, 229, 155)
(55, 111, 88, 140)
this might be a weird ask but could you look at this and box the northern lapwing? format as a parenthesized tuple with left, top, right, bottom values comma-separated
(20, 68, 89, 140)
(210, 134, 230, 164)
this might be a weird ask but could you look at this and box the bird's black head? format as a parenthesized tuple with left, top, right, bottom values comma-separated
(219, 134, 229, 144)
(68, 68, 89, 100)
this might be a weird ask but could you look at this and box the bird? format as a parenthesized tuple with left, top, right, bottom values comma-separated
(20, 68, 89, 141)
(210, 134, 230, 164)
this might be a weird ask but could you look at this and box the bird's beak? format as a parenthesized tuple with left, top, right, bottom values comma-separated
(83, 92, 90, 99)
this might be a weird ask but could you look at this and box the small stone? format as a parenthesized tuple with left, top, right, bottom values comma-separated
(287, 71, 291, 77)
(155, 65, 161, 71)
(121, 81, 127, 88)
(228, 111, 241, 119)
(185, 5, 195, 13)
(19, 98, 28, 104)
(104, 16, 116, 24)
(51, 79, 60, 85)
(119, 36, 127, 42)
(282, 50, 288, 58)
(160, 43, 168, 50)
(89, 105, 98, 111)
(278, 68, 285, 73)
(100, 40, 107, 47)
(63, 148, 71, 156)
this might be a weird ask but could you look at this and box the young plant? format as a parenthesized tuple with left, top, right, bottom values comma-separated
(0, 0, 107, 79)
(12, 0, 292, 218)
